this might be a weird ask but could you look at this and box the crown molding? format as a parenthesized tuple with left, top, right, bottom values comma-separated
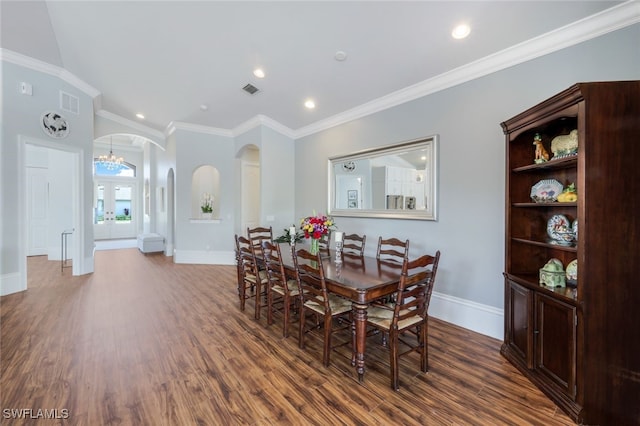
(0, 48, 100, 98)
(294, 0, 640, 139)
(166, 121, 233, 138)
(232, 114, 296, 139)
(96, 109, 165, 140)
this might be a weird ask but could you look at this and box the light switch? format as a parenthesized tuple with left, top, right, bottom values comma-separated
(20, 82, 33, 96)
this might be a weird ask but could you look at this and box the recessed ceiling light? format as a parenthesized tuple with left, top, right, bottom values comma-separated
(253, 68, 265, 78)
(135, 113, 145, 119)
(334, 51, 347, 61)
(304, 99, 316, 109)
(452, 24, 471, 39)
(200, 104, 209, 111)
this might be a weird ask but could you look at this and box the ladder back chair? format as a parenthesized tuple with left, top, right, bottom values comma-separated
(342, 233, 366, 257)
(293, 247, 352, 367)
(247, 226, 273, 261)
(262, 240, 301, 338)
(366, 250, 441, 390)
(376, 236, 409, 264)
(235, 234, 269, 320)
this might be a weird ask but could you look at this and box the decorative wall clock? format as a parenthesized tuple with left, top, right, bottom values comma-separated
(41, 111, 69, 139)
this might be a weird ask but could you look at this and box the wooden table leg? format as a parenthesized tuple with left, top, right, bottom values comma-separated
(353, 302, 368, 382)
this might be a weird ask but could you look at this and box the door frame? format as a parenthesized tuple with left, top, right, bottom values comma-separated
(18, 136, 84, 289)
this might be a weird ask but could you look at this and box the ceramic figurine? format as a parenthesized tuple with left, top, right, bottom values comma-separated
(539, 258, 566, 288)
(533, 133, 549, 163)
(551, 129, 578, 159)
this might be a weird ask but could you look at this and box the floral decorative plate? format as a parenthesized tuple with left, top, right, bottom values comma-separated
(572, 219, 578, 241)
(566, 259, 578, 282)
(531, 179, 563, 203)
(547, 214, 574, 245)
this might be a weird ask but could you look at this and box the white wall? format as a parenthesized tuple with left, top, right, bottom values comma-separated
(294, 24, 640, 339)
(1, 60, 95, 295)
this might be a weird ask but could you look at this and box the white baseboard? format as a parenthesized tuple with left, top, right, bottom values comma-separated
(174, 250, 235, 265)
(0, 272, 25, 296)
(429, 291, 504, 340)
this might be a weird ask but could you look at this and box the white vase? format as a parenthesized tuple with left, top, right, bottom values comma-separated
(201, 212, 212, 219)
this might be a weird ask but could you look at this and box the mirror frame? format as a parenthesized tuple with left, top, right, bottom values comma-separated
(327, 135, 438, 220)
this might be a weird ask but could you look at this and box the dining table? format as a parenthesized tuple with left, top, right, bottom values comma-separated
(280, 246, 408, 382)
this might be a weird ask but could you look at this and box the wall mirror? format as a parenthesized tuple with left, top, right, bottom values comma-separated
(328, 135, 438, 220)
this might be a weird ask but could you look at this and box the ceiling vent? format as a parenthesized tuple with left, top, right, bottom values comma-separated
(242, 83, 259, 95)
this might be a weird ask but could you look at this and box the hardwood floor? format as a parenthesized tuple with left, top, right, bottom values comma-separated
(0, 249, 574, 425)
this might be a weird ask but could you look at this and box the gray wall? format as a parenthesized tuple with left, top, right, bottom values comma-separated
(294, 25, 640, 314)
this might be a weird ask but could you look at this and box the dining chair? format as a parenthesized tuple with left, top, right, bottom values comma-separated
(262, 240, 300, 338)
(318, 229, 331, 254)
(235, 234, 269, 320)
(376, 236, 409, 264)
(247, 226, 273, 260)
(366, 251, 441, 390)
(293, 247, 352, 367)
(342, 233, 366, 256)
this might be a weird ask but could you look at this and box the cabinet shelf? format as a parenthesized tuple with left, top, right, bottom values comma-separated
(513, 202, 576, 208)
(511, 237, 577, 252)
(512, 156, 577, 173)
(505, 272, 578, 302)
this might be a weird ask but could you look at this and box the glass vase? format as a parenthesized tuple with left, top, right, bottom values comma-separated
(310, 238, 319, 255)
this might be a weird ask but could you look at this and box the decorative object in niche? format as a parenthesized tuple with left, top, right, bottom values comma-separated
(328, 135, 438, 220)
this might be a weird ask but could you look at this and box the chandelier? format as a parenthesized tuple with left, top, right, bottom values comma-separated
(98, 137, 124, 170)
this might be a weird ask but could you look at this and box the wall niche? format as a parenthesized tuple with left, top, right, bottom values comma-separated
(191, 165, 220, 219)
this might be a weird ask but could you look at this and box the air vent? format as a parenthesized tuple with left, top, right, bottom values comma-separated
(60, 90, 79, 114)
(242, 83, 259, 95)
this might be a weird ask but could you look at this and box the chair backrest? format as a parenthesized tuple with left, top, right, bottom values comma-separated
(342, 233, 366, 256)
(247, 226, 273, 258)
(393, 251, 441, 325)
(318, 230, 331, 253)
(237, 235, 260, 279)
(376, 237, 409, 264)
(292, 247, 330, 312)
(262, 240, 293, 293)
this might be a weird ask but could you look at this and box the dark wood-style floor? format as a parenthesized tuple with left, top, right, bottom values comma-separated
(0, 249, 574, 425)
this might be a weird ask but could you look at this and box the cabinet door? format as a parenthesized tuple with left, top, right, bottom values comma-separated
(505, 280, 534, 368)
(535, 293, 577, 399)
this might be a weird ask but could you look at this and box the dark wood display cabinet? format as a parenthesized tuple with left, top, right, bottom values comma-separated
(500, 81, 640, 425)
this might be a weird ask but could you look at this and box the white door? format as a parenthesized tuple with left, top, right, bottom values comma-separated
(241, 161, 260, 232)
(94, 181, 136, 240)
(27, 167, 49, 256)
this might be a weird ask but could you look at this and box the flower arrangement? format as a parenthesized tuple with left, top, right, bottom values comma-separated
(200, 193, 213, 213)
(300, 212, 335, 240)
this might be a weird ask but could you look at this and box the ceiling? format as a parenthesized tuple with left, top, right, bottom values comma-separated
(0, 1, 629, 135)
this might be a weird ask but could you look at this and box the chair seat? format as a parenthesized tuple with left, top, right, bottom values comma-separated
(367, 306, 423, 330)
(304, 294, 352, 315)
(272, 280, 300, 296)
(245, 269, 268, 283)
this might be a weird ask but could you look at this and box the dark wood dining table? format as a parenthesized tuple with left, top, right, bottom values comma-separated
(280, 247, 406, 382)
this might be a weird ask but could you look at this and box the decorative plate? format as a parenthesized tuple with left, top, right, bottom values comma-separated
(566, 259, 578, 282)
(41, 111, 69, 139)
(531, 179, 563, 203)
(572, 219, 578, 241)
(342, 161, 356, 172)
(547, 214, 574, 245)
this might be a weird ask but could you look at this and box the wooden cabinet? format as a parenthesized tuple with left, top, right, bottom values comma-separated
(501, 81, 640, 424)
